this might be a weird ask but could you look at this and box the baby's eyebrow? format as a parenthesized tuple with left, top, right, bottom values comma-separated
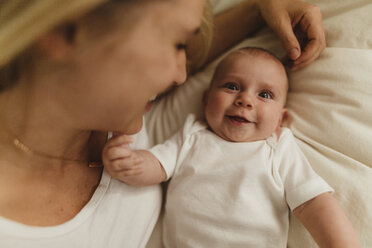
(260, 81, 280, 89)
(259, 81, 283, 95)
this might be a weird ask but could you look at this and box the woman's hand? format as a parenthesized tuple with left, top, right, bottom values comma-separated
(257, 0, 326, 70)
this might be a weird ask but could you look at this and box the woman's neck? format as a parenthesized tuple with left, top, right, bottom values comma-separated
(0, 80, 94, 170)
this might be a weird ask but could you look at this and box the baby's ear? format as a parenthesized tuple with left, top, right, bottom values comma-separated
(279, 108, 289, 127)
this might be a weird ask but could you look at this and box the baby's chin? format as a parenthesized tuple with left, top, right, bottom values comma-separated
(208, 121, 278, 143)
(220, 131, 275, 143)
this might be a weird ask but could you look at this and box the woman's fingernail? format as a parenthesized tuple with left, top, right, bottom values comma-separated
(290, 48, 300, 60)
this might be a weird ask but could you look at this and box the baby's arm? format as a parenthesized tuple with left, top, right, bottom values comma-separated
(293, 192, 361, 248)
(102, 134, 166, 187)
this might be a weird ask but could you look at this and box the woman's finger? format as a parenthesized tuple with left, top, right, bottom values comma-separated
(263, 10, 302, 61)
(293, 6, 325, 65)
(290, 41, 324, 70)
(258, 0, 325, 67)
(275, 19, 302, 60)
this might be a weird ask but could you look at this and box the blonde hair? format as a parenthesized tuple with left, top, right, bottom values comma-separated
(0, 0, 214, 89)
(0, 0, 110, 68)
(187, 0, 213, 72)
(0, 0, 111, 90)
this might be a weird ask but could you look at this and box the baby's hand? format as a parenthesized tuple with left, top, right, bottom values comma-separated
(102, 134, 144, 183)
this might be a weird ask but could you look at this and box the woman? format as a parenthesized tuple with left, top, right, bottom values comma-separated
(0, 0, 325, 247)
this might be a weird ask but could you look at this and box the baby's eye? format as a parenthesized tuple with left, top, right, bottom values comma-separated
(258, 91, 273, 99)
(223, 82, 239, 91)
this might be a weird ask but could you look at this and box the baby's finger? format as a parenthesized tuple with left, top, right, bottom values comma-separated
(105, 146, 132, 161)
(112, 131, 124, 137)
(105, 164, 143, 180)
(106, 134, 134, 148)
(118, 166, 144, 177)
(110, 156, 143, 171)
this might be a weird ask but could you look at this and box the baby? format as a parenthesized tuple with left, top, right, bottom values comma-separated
(103, 48, 360, 247)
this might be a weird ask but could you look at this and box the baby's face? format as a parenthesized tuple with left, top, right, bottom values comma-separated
(204, 52, 288, 142)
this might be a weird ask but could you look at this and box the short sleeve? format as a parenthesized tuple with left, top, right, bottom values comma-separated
(149, 114, 202, 180)
(149, 130, 183, 181)
(274, 128, 334, 211)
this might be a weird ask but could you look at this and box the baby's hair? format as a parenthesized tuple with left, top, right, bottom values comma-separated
(237, 47, 284, 66)
(211, 46, 288, 86)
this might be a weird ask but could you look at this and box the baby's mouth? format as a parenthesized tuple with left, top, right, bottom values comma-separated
(226, 115, 253, 123)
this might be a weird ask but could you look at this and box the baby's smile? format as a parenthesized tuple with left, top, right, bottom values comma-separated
(226, 115, 255, 125)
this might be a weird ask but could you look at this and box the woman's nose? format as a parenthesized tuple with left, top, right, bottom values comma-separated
(234, 94, 253, 108)
(174, 51, 187, 86)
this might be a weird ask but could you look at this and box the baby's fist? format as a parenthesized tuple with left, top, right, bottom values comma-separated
(102, 134, 144, 180)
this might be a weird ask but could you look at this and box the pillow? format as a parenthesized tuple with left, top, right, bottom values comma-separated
(145, 0, 372, 247)
(210, 0, 245, 14)
(287, 47, 372, 247)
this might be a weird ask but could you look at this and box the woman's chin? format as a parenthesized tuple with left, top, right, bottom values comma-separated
(124, 118, 144, 135)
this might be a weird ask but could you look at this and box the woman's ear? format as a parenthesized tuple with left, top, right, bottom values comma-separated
(36, 24, 77, 60)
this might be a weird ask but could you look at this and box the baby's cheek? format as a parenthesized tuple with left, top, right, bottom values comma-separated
(207, 96, 225, 114)
(205, 106, 220, 122)
(260, 108, 280, 129)
(271, 111, 284, 129)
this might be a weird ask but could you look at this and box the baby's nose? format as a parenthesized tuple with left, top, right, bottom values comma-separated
(234, 96, 253, 108)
